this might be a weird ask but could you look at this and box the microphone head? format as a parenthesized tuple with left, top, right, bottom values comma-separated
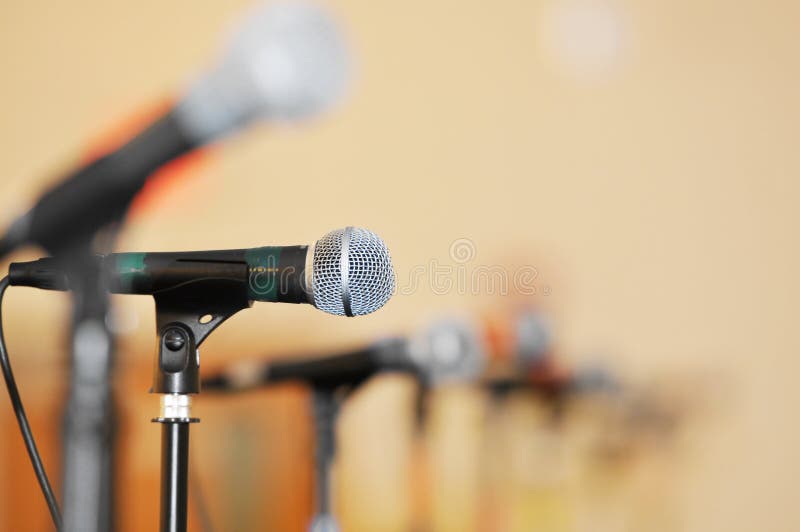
(514, 309, 553, 369)
(309, 227, 395, 317)
(177, 0, 350, 142)
(408, 318, 486, 385)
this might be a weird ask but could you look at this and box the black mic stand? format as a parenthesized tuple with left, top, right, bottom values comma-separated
(150, 281, 250, 532)
(309, 387, 343, 532)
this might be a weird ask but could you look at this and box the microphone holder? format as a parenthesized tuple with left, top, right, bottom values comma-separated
(151, 281, 250, 532)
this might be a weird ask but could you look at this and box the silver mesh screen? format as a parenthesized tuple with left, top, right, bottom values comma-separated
(408, 318, 486, 385)
(311, 227, 395, 316)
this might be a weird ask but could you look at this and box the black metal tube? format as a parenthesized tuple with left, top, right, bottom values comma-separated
(160, 422, 190, 532)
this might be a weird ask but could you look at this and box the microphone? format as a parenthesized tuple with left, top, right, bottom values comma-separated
(569, 362, 620, 395)
(513, 309, 553, 370)
(178, 0, 349, 142)
(204, 338, 413, 390)
(407, 318, 486, 386)
(202, 317, 486, 391)
(8, 227, 394, 317)
(0, 1, 349, 255)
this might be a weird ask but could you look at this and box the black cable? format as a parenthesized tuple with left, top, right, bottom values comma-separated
(0, 276, 62, 529)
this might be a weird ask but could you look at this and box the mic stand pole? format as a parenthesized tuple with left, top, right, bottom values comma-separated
(150, 282, 250, 532)
(309, 387, 341, 532)
(60, 236, 118, 532)
(152, 319, 199, 532)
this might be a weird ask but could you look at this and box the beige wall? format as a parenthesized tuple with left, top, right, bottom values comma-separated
(0, 0, 798, 530)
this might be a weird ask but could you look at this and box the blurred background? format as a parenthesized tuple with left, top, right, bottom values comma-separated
(0, 0, 798, 530)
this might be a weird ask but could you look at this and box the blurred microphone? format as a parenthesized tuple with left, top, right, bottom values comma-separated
(9, 227, 393, 317)
(484, 309, 572, 396)
(203, 317, 486, 391)
(408, 318, 486, 386)
(204, 338, 412, 390)
(513, 309, 553, 370)
(0, 1, 349, 255)
(484, 364, 620, 398)
(511, 311, 620, 396)
(570, 361, 620, 395)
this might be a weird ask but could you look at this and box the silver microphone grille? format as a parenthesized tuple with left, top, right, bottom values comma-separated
(177, 0, 350, 142)
(310, 227, 395, 317)
(409, 318, 486, 385)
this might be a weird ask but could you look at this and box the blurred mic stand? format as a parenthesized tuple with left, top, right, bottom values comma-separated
(60, 231, 120, 532)
(202, 339, 418, 532)
(309, 387, 343, 532)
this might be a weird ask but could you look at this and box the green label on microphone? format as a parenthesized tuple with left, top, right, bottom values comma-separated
(113, 252, 147, 293)
(245, 247, 282, 302)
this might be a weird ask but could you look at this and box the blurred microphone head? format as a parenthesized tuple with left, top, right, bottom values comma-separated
(514, 309, 553, 369)
(571, 361, 621, 395)
(309, 227, 395, 317)
(408, 318, 486, 385)
(177, 0, 350, 142)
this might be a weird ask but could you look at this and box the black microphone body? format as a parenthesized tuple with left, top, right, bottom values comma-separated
(7, 112, 196, 254)
(0, 1, 351, 258)
(8, 246, 309, 305)
(203, 338, 416, 391)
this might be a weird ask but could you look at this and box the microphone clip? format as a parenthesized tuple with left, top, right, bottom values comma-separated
(151, 279, 251, 395)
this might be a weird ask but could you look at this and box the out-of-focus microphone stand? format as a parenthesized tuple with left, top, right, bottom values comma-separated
(6, 118, 191, 530)
(309, 387, 343, 532)
(7, 215, 131, 532)
(201, 342, 419, 532)
(0, 105, 197, 531)
(58, 233, 120, 532)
